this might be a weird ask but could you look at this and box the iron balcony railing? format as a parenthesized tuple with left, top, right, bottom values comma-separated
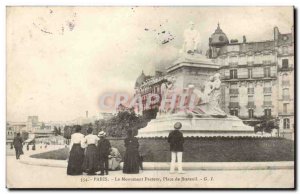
(263, 87, 272, 93)
(283, 95, 290, 101)
(229, 102, 239, 108)
(282, 80, 290, 86)
(263, 101, 272, 106)
(229, 89, 239, 94)
(248, 88, 254, 94)
(247, 101, 255, 108)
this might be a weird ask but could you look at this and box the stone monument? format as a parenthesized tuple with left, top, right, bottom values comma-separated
(137, 22, 254, 137)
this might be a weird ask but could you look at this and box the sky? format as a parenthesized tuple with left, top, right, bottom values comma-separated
(6, 6, 293, 122)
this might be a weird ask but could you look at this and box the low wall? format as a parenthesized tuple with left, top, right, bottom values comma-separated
(108, 137, 294, 162)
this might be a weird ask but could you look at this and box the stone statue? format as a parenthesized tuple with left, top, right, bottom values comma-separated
(159, 77, 176, 115)
(208, 73, 226, 117)
(188, 73, 226, 117)
(182, 21, 200, 55)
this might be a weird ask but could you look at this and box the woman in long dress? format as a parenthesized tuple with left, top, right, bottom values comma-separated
(82, 128, 99, 175)
(123, 130, 140, 174)
(67, 125, 85, 175)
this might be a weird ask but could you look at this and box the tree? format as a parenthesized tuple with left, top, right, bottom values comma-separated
(63, 126, 72, 144)
(41, 122, 46, 129)
(21, 131, 29, 141)
(254, 116, 279, 135)
(54, 126, 59, 136)
(58, 127, 62, 135)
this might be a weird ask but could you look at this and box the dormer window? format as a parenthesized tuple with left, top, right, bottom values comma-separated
(283, 36, 289, 41)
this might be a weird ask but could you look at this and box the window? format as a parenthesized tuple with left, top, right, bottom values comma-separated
(264, 109, 272, 117)
(283, 118, 290, 129)
(264, 95, 272, 106)
(283, 88, 290, 100)
(254, 54, 262, 64)
(248, 109, 254, 118)
(247, 55, 254, 65)
(264, 67, 271, 77)
(229, 96, 239, 108)
(264, 95, 271, 101)
(282, 46, 288, 54)
(283, 103, 289, 113)
(263, 54, 272, 64)
(282, 73, 289, 86)
(230, 109, 238, 116)
(248, 95, 255, 108)
(248, 82, 254, 94)
(229, 56, 238, 65)
(230, 69, 238, 79)
(230, 96, 238, 102)
(248, 68, 253, 78)
(240, 55, 246, 65)
(248, 95, 254, 102)
(264, 81, 272, 93)
(230, 83, 238, 94)
(282, 59, 289, 69)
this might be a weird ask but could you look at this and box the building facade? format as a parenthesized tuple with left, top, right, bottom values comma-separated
(208, 25, 294, 139)
(134, 25, 294, 139)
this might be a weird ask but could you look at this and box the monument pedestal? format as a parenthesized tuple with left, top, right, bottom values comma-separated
(137, 54, 254, 138)
(137, 114, 255, 138)
(167, 53, 220, 90)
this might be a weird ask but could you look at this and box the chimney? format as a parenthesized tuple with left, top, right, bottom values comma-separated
(243, 35, 246, 43)
(86, 111, 88, 118)
(274, 26, 280, 41)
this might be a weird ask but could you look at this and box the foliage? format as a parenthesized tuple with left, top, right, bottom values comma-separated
(62, 108, 155, 139)
(21, 131, 29, 141)
(52, 126, 63, 136)
(95, 109, 149, 137)
(254, 116, 279, 134)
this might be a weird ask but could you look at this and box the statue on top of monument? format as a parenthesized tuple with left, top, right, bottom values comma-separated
(182, 21, 201, 55)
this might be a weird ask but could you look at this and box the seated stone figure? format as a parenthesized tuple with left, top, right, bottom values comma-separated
(188, 73, 227, 118)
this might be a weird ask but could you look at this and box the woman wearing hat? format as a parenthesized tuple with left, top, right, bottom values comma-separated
(123, 130, 140, 174)
(97, 131, 111, 175)
(168, 122, 185, 174)
(82, 128, 99, 175)
(67, 125, 85, 175)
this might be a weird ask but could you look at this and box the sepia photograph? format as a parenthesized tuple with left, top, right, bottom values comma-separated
(6, 6, 295, 189)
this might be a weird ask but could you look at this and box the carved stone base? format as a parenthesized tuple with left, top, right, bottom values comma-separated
(137, 114, 255, 137)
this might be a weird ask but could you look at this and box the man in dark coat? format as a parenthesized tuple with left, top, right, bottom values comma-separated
(97, 131, 111, 175)
(168, 122, 184, 174)
(13, 133, 23, 160)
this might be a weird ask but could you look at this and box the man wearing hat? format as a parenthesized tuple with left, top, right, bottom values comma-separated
(97, 131, 111, 175)
(167, 122, 185, 174)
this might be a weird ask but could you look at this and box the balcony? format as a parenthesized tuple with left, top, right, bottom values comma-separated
(279, 66, 293, 71)
(248, 88, 254, 94)
(262, 60, 272, 65)
(229, 89, 239, 95)
(229, 102, 240, 108)
(247, 61, 254, 66)
(263, 87, 272, 93)
(247, 101, 256, 108)
(282, 81, 290, 86)
(283, 95, 290, 101)
(229, 62, 238, 66)
(263, 101, 272, 106)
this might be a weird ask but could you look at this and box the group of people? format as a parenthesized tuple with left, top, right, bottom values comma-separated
(12, 122, 185, 175)
(67, 126, 139, 176)
(68, 121, 185, 175)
